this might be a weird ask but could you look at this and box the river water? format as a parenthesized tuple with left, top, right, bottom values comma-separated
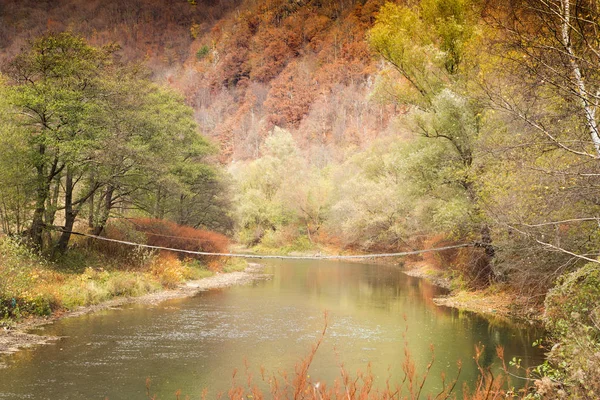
(0, 260, 544, 399)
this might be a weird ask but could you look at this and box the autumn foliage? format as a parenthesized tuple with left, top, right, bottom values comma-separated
(187, 0, 391, 160)
(0, 0, 394, 163)
(129, 218, 228, 269)
(103, 218, 228, 270)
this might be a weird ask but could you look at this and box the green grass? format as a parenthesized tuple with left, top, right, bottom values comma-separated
(222, 258, 248, 273)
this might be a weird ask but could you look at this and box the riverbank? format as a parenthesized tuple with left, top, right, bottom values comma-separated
(0, 262, 269, 361)
(403, 262, 544, 324)
(235, 243, 542, 323)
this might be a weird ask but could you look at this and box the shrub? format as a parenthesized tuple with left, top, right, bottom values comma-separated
(57, 268, 161, 308)
(105, 273, 159, 297)
(0, 236, 51, 319)
(196, 44, 210, 59)
(127, 218, 229, 270)
(150, 254, 187, 289)
(540, 263, 600, 398)
(545, 263, 600, 336)
(222, 258, 248, 273)
(94, 220, 154, 268)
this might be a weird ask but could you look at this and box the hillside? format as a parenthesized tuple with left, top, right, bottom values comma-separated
(178, 0, 394, 161)
(0, 0, 396, 162)
(0, 0, 240, 68)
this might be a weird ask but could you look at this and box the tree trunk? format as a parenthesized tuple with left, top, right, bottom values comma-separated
(55, 169, 78, 255)
(28, 146, 63, 251)
(479, 223, 495, 259)
(559, 0, 600, 157)
(88, 191, 95, 229)
(154, 187, 162, 219)
(0, 198, 11, 236)
(42, 180, 61, 247)
(92, 186, 114, 236)
(29, 166, 50, 249)
(464, 179, 496, 282)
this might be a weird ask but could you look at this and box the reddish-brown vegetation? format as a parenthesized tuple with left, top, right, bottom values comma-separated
(0, 0, 397, 162)
(0, 0, 240, 66)
(99, 218, 228, 270)
(128, 218, 229, 270)
(186, 0, 393, 160)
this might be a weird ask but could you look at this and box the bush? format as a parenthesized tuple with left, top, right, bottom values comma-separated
(196, 45, 210, 59)
(94, 220, 155, 268)
(545, 263, 600, 336)
(150, 255, 188, 289)
(0, 236, 52, 319)
(105, 273, 159, 297)
(221, 258, 248, 273)
(127, 218, 229, 270)
(540, 263, 600, 398)
(57, 268, 161, 308)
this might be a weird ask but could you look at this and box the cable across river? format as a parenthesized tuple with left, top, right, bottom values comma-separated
(67, 230, 474, 260)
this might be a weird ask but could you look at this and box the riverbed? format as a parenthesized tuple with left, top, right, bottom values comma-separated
(0, 260, 544, 399)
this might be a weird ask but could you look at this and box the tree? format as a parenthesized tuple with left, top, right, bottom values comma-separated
(0, 78, 34, 236)
(369, 0, 475, 107)
(85, 68, 221, 236)
(3, 33, 113, 251)
(232, 128, 305, 246)
(2, 33, 232, 253)
(264, 61, 315, 128)
(369, 0, 496, 268)
(327, 140, 416, 250)
(474, 0, 600, 275)
(485, 0, 600, 160)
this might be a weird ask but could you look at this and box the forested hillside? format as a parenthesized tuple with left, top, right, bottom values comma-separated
(0, 0, 392, 161)
(0, 0, 240, 67)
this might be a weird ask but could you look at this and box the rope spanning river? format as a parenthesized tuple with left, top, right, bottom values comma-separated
(0, 260, 544, 399)
(67, 229, 474, 259)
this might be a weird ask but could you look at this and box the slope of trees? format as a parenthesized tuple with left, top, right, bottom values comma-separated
(0, 0, 396, 163)
(0, 0, 241, 68)
(179, 0, 393, 161)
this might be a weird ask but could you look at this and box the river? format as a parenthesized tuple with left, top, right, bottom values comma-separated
(0, 260, 544, 399)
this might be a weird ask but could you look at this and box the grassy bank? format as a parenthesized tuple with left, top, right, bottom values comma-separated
(0, 236, 246, 325)
(404, 262, 544, 325)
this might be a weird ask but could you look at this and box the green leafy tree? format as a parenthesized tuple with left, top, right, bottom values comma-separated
(0, 79, 35, 235)
(1, 33, 232, 253)
(232, 128, 306, 246)
(3, 33, 114, 251)
(369, 0, 495, 269)
(85, 70, 224, 235)
(327, 142, 415, 250)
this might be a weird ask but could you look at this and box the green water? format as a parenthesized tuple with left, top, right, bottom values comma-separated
(0, 260, 544, 399)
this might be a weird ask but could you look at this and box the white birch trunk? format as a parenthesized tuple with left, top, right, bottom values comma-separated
(560, 0, 600, 157)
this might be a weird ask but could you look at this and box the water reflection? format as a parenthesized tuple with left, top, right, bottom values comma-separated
(0, 260, 544, 399)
